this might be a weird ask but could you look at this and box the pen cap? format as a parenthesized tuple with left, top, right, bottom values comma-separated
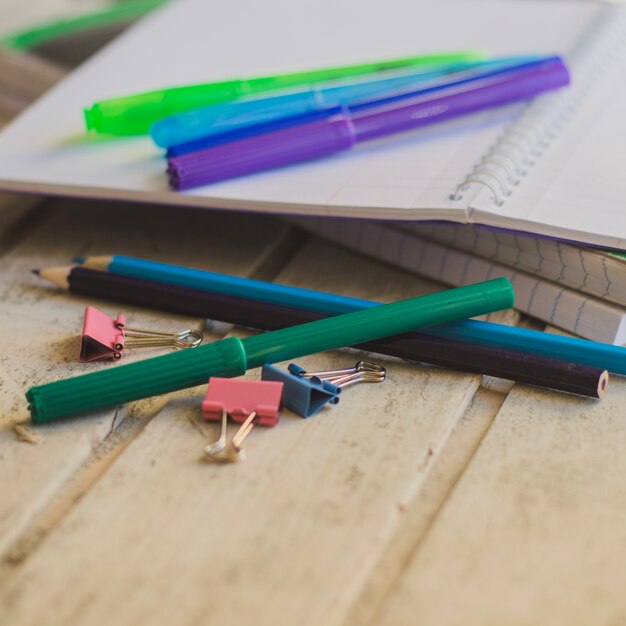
(167, 110, 356, 190)
(348, 55, 562, 115)
(352, 59, 570, 141)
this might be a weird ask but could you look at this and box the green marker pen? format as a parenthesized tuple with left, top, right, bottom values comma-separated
(26, 278, 513, 423)
(83, 50, 486, 135)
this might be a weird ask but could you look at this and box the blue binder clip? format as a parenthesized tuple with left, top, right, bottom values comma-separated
(261, 364, 341, 418)
(261, 360, 386, 418)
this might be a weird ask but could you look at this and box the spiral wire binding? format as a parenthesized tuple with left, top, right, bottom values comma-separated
(451, 6, 626, 207)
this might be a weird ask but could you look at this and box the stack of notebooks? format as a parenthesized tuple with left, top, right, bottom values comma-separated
(0, 0, 624, 343)
(296, 219, 626, 344)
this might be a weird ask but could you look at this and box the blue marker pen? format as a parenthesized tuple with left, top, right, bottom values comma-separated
(151, 55, 542, 149)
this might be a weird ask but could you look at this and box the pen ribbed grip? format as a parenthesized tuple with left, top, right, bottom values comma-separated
(27, 337, 247, 423)
(352, 60, 570, 141)
(167, 113, 355, 189)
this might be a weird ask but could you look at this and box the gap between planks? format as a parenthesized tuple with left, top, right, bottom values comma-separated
(366, 375, 626, 626)
(340, 386, 508, 626)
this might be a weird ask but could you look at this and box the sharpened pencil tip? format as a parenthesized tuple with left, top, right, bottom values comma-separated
(72, 257, 85, 264)
(32, 269, 40, 276)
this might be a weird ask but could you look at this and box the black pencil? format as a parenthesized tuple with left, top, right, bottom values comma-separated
(34, 266, 609, 398)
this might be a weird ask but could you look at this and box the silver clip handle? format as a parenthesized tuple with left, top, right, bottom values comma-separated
(121, 325, 203, 350)
(298, 361, 386, 388)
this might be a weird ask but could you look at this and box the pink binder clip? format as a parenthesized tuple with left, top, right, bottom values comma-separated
(202, 377, 283, 427)
(80, 306, 126, 362)
(79, 306, 203, 362)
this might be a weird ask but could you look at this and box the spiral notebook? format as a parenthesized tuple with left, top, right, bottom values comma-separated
(0, 0, 624, 250)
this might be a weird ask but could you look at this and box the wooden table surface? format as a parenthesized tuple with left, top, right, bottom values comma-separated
(1, 4, 625, 626)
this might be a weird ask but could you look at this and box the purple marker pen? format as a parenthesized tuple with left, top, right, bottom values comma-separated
(168, 59, 570, 190)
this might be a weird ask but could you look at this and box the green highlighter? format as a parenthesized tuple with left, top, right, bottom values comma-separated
(26, 278, 513, 423)
(83, 50, 485, 135)
(1, 0, 167, 51)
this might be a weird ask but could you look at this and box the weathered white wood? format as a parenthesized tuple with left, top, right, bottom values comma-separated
(0, 199, 289, 557)
(367, 375, 626, 626)
(0, 239, 488, 626)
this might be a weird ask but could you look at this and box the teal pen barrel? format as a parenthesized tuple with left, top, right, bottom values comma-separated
(27, 337, 247, 423)
(243, 278, 514, 367)
(26, 278, 513, 423)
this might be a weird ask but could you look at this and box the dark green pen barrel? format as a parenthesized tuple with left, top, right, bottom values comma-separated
(26, 278, 513, 423)
(243, 278, 514, 367)
(27, 337, 247, 423)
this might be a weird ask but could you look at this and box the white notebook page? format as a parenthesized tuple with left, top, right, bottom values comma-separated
(469, 5, 626, 248)
(0, 0, 599, 221)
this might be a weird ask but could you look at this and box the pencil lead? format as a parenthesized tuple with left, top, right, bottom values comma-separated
(32, 269, 40, 276)
(73, 257, 85, 264)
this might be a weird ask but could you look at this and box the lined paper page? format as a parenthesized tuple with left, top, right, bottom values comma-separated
(470, 6, 626, 248)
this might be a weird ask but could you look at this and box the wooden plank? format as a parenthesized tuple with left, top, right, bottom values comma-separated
(365, 373, 626, 626)
(0, 198, 289, 558)
(0, 49, 66, 118)
(341, 386, 508, 626)
(0, 239, 494, 626)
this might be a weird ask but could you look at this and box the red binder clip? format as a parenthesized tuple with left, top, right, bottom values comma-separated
(202, 378, 284, 463)
(80, 306, 126, 361)
(79, 306, 203, 362)
(202, 377, 283, 427)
